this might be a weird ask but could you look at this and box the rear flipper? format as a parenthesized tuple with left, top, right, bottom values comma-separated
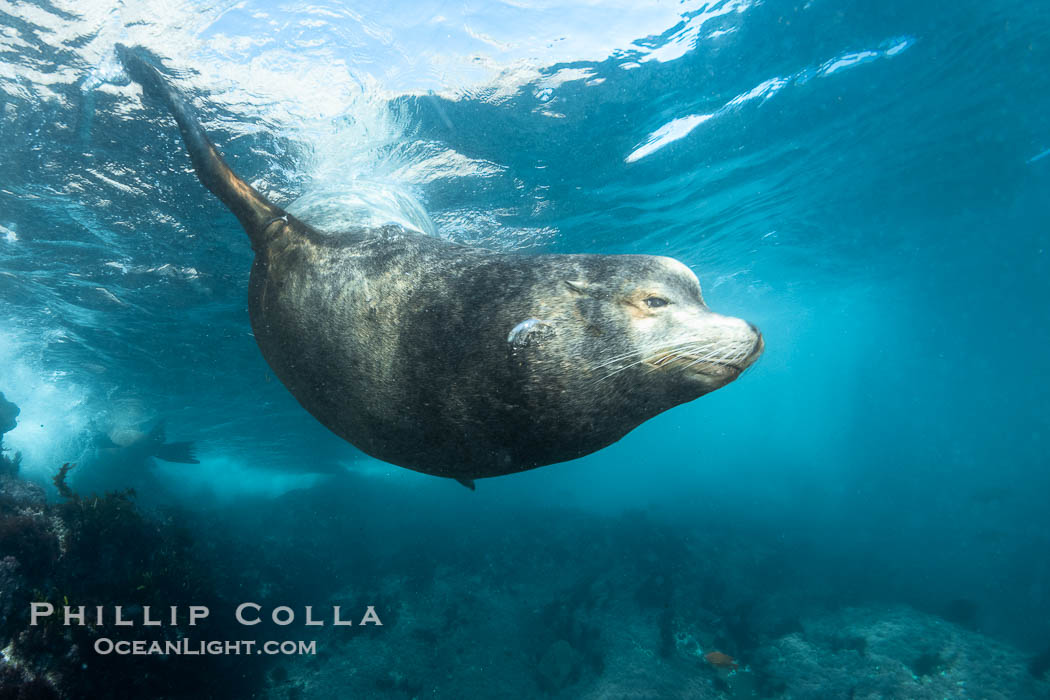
(154, 441, 200, 464)
(115, 44, 287, 250)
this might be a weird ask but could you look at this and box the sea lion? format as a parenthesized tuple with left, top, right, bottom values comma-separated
(70, 421, 199, 497)
(116, 46, 763, 487)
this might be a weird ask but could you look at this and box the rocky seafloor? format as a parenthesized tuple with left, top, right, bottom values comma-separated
(1, 457, 1049, 699)
(197, 477, 1050, 700)
(0, 454, 269, 699)
(265, 598, 1050, 700)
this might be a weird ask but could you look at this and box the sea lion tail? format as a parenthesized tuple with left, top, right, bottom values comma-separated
(116, 44, 285, 249)
(154, 441, 200, 465)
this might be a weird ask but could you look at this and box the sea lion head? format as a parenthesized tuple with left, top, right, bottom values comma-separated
(538, 254, 763, 409)
(496, 252, 762, 470)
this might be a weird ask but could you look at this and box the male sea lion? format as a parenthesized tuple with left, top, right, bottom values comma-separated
(116, 46, 763, 487)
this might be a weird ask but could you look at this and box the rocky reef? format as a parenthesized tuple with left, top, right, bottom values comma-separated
(752, 605, 1048, 700)
(2, 446, 1047, 698)
(0, 466, 268, 699)
(0, 391, 21, 478)
(178, 476, 1050, 700)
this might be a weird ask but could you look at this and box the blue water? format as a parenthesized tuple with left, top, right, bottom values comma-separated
(1, 0, 1049, 696)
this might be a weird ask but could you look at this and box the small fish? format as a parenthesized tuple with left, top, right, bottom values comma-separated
(705, 651, 739, 670)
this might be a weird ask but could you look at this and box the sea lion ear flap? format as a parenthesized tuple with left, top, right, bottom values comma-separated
(564, 280, 590, 296)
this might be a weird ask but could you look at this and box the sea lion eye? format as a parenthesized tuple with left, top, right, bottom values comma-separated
(644, 296, 670, 309)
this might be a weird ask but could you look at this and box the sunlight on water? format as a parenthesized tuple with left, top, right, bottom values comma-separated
(0, 331, 91, 478)
(626, 35, 916, 163)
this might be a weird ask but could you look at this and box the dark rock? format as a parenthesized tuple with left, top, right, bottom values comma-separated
(1030, 645, 1050, 680)
(537, 639, 580, 692)
(0, 392, 18, 436)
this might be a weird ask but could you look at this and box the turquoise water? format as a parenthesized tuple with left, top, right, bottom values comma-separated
(1, 0, 1049, 697)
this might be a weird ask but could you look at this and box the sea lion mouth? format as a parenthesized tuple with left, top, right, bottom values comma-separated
(686, 359, 746, 377)
(645, 335, 763, 378)
(648, 355, 745, 378)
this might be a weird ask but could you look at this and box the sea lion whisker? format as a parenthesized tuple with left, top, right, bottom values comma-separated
(680, 340, 756, 370)
(593, 356, 661, 384)
(590, 348, 648, 371)
(591, 338, 705, 372)
(653, 341, 722, 364)
(599, 339, 716, 376)
(614, 340, 735, 381)
(645, 340, 721, 363)
(681, 347, 731, 370)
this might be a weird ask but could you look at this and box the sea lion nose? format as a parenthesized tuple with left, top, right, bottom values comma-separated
(750, 325, 765, 356)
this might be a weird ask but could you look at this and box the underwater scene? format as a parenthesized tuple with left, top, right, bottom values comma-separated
(1, 0, 1049, 697)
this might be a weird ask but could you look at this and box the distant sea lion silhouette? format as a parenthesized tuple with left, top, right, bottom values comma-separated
(116, 46, 763, 489)
(70, 420, 199, 496)
(95, 421, 199, 464)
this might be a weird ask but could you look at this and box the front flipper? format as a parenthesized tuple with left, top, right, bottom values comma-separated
(454, 478, 476, 491)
